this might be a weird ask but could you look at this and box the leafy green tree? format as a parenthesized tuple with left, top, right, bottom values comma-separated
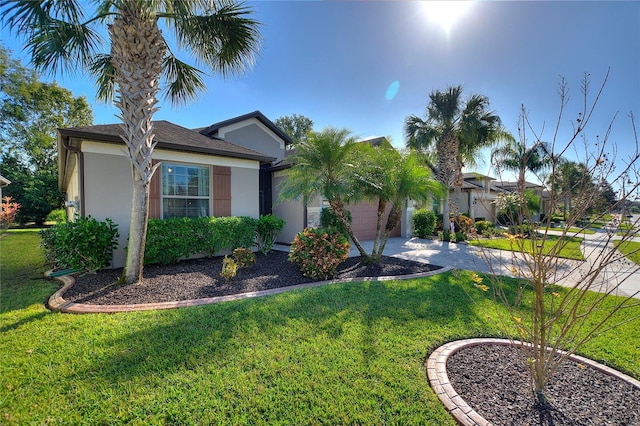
(405, 85, 507, 238)
(275, 114, 314, 147)
(548, 159, 592, 220)
(2, 0, 261, 284)
(0, 45, 93, 225)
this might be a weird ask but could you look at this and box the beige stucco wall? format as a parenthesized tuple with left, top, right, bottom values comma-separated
(272, 171, 305, 244)
(79, 141, 262, 268)
(83, 151, 133, 268)
(230, 167, 259, 217)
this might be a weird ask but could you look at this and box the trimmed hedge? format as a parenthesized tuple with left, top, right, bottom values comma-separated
(40, 216, 119, 272)
(145, 216, 258, 265)
(412, 209, 437, 238)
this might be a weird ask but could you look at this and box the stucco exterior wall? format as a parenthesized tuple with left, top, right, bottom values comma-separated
(272, 171, 305, 244)
(230, 167, 260, 217)
(83, 151, 133, 268)
(218, 119, 285, 163)
(79, 141, 262, 268)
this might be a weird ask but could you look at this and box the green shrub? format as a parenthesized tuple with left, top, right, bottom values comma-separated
(45, 208, 67, 224)
(40, 216, 119, 272)
(454, 231, 466, 242)
(255, 214, 286, 254)
(289, 227, 350, 280)
(145, 216, 258, 265)
(412, 209, 437, 238)
(474, 220, 495, 235)
(232, 247, 256, 268)
(320, 207, 352, 238)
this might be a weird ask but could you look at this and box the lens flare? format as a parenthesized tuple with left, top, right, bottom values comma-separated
(386, 80, 400, 100)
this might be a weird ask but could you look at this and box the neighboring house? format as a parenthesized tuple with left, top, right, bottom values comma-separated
(491, 180, 550, 222)
(441, 172, 551, 223)
(0, 175, 10, 201)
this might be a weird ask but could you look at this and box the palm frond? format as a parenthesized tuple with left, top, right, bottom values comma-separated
(2, 0, 102, 75)
(88, 54, 116, 102)
(162, 54, 207, 105)
(168, 1, 261, 77)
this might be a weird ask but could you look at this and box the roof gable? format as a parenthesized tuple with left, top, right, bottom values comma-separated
(199, 110, 293, 146)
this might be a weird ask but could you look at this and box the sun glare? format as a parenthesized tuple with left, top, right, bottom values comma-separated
(421, 1, 473, 35)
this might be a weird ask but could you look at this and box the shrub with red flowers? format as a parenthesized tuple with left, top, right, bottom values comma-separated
(0, 196, 20, 229)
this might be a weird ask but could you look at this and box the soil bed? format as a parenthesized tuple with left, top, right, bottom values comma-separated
(446, 344, 639, 425)
(64, 250, 442, 305)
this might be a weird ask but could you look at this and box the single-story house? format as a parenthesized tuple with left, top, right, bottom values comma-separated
(444, 172, 551, 223)
(58, 111, 412, 268)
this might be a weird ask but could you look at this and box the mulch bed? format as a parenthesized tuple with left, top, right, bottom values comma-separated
(63, 250, 442, 305)
(446, 344, 640, 425)
(61, 251, 639, 425)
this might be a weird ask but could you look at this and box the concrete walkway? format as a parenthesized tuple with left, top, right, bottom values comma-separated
(349, 223, 640, 300)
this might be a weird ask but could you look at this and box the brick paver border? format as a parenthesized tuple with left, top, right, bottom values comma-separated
(426, 338, 640, 426)
(47, 266, 453, 314)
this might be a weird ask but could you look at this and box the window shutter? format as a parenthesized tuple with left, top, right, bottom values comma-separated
(212, 166, 231, 216)
(149, 160, 161, 218)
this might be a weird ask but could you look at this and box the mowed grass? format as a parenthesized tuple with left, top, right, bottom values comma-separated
(469, 234, 585, 260)
(1, 231, 639, 425)
(615, 240, 640, 265)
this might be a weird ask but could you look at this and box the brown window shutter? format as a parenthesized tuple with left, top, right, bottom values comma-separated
(212, 166, 231, 216)
(149, 160, 161, 219)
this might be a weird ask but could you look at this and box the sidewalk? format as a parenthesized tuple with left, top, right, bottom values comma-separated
(349, 229, 640, 300)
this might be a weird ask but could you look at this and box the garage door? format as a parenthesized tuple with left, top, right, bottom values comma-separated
(347, 200, 401, 240)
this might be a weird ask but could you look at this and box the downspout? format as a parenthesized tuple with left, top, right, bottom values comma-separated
(62, 136, 86, 217)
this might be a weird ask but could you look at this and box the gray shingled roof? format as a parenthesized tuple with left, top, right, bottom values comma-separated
(59, 120, 276, 163)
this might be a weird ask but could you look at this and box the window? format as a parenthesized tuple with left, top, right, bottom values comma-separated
(162, 163, 210, 218)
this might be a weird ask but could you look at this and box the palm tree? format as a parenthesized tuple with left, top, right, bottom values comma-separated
(3, 0, 261, 284)
(405, 85, 506, 237)
(456, 94, 512, 205)
(356, 143, 443, 262)
(490, 138, 551, 193)
(277, 127, 370, 259)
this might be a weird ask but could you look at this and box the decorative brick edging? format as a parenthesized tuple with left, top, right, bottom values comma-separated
(47, 266, 453, 314)
(425, 338, 640, 426)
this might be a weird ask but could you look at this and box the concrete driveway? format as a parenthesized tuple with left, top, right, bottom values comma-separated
(356, 223, 640, 299)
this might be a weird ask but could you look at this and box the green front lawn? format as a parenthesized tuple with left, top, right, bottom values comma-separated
(469, 234, 585, 260)
(615, 240, 640, 265)
(1, 231, 638, 425)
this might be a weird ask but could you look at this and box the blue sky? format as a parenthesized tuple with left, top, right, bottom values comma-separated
(2, 1, 639, 187)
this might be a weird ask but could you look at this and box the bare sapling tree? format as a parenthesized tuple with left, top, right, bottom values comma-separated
(481, 70, 640, 406)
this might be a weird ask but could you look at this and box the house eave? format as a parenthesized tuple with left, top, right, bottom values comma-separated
(57, 128, 276, 164)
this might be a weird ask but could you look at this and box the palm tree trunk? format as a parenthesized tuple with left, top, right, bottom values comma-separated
(110, 3, 166, 284)
(371, 199, 387, 258)
(374, 205, 402, 262)
(436, 133, 458, 239)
